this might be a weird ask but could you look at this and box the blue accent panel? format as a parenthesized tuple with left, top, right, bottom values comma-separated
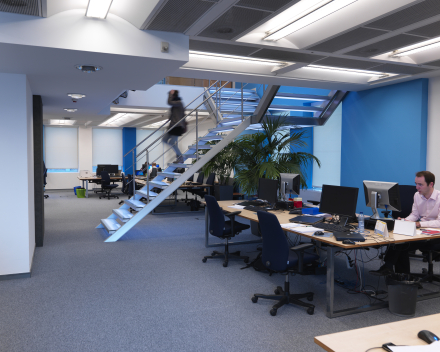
(122, 127, 136, 174)
(341, 79, 428, 214)
(291, 127, 313, 189)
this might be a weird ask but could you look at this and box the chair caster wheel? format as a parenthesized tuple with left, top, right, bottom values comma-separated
(307, 294, 314, 301)
(99, 197, 102, 199)
(270, 308, 277, 316)
(251, 296, 258, 303)
(274, 288, 280, 295)
(223, 262, 228, 267)
(244, 257, 249, 264)
(422, 268, 428, 274)
(202, 258, 207, 263)
(211, 251, 216, 256)
(307, 307, 314, 315)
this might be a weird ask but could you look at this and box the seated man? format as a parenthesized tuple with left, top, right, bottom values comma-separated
(370, 171, 440, 276)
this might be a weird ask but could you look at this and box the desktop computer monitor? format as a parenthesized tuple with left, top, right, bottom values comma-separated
(96, 164, 111, 176)
(135, 170, 144, 176)
(363, 181, 401, 219)
(106, 165, 119, 174)
(279, 173, 300, 199)
(258, 178, 278, 205)
(319, 184, 359, 219)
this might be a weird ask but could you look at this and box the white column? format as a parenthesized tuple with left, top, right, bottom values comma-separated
(427, 77, 440, 177)
(0, 73, 35, 276)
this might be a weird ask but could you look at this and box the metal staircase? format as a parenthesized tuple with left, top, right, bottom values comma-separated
(97, 83, 347, 242)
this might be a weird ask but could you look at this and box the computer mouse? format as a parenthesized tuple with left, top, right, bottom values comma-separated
(314, 231, 324, 236)
(342, 239, 355, 245)
(418, 330, 440, 344)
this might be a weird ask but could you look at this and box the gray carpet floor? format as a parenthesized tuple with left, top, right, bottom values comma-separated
(1, 190, 440, 352)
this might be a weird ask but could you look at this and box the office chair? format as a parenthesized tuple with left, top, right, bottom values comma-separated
(99, 171, 119, 200)
(202, 195, 250, 267)
(43, 161, 49, 199)
(191, 173, 215, 199)
(150, 167, 158, 178)
(392, 185, 416, 219)
(251, 211, 318, 316)
(119, 173, 129, 205)
(410, 245, 440, 284)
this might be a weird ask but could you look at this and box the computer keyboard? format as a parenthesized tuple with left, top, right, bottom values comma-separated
(244, 205, 269, 212)
(313, 222, 351, 233)
(238, 200, 267, 207)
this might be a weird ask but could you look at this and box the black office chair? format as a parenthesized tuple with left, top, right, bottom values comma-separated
(118, 173, 128, 205)
(99, 171, 119, 200)
(392, 185, 416, 219)
(251, 211, 318, 316)
(43, 161, 49, 199)
(411, 245, 440, 284)
(193, 173, 204, 185)
(150, 167, 158, 178)
(202, 195, 250, 267)
(191, 173, 215, 199)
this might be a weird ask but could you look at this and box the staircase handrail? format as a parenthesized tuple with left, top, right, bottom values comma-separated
(136, 81, 230, 158)
(123, 80, 220, 158)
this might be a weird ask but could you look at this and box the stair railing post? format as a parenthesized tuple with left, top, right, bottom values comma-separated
(216, 81, 219, 124)
(132, 150, 136, 197)
(146, 151, 149, 204)
(241, 83, 244, 121)
(196, 110, 199, 161)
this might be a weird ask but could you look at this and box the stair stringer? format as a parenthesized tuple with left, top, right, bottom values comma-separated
(102, 117, 251, 242)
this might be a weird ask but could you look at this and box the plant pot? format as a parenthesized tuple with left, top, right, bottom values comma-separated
(215, 185, 233, 201)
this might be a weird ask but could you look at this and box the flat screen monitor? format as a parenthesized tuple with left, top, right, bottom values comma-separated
(96, 164, 111, 176)
(319, 184, 359, 219)
(258, 178, 278, 205)
(363, 180, 401, 219)
(280, 173, 300, 199)
(135, 170, 144, 176)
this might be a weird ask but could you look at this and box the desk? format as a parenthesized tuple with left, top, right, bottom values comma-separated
(209, 201, 440, 318)
(315, 313, 440, 351)
(77, 176, 124, 198)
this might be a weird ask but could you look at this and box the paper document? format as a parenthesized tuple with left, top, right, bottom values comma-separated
(390, 341, 440, 351)
(293, 226, 324, 233)
(280, 223, 304, 229)
(228, 205, 246, 209)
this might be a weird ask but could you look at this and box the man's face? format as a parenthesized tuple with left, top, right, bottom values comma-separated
(415, 176, 433, 197)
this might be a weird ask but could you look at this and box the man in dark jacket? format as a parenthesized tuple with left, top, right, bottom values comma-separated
(163, 90, 185, 162)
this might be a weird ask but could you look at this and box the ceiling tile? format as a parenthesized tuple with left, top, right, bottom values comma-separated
(406, 21, 440, 38)
(0, 0, 40, 16)
(144, 0, 217, 32)
(367, 0, 440, 31)
(422, 59, 440, 67)
(313, 57, 381, 70)
(307, 27, 387, 53)
(372, 63, 434, 75)
(235, 0, 299, 12)
(198, 6, 271, 40)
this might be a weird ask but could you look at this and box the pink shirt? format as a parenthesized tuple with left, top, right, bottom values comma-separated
(406, 189, 440, 228)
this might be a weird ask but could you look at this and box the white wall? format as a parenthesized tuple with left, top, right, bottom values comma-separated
(427, 77, 440, 177)
(312, 104, 342, 187)
(0, 73, 35, 276)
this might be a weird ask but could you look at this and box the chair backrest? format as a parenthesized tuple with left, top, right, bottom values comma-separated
(150, 168, 158, 178)
(196, 173, 204, 184)
(127, 174, 134, 196)
(101, 171, 111, 187)
(206, 173, 215, 186)
(187, 175, 194, 182)
(205, 195, 225, 238)
(121, 173, 126, 193)
(257, 211, 289, 272)
(392, 185, 416, 219)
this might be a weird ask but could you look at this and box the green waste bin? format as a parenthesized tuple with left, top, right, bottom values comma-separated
(76, 188, 86, 198)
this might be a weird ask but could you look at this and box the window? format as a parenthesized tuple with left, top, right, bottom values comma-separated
(92, 128, 123, 168)
(45, 127, 78, 172)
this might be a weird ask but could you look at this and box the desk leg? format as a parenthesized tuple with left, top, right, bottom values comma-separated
(204, 206, 209, 247)
(326, 246, 335, 318)
(85, 180, 89, 198)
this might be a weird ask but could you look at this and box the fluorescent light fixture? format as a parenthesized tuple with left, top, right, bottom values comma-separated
(303, 65, 389, 77)
(392, 37, 440, 57)
(111, 107, 167, 114)
(86, 0, 113, 19)
(142, 120, 169, 129)
(64, 108, 77, 112)
(265, 0, 357, 41)
(99, 113, 144, 127)
(273, 96, 327, 102)
(189, 51, 287, 66)
(50, 119, 76, 125)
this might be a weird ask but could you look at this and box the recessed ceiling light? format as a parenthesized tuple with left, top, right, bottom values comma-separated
(189, 51, 287, 66)
(64, 108, 77, 112)
(99, 113, 145, 127)
(50, 119, 76, 125)
(75, 65, 103, 73)
(67, 93, 86, 99)
(86, 0, 113, 19)
(303, 65, 389, 77)
(265, 0, 358, 41)
(392, 37, 440, 57)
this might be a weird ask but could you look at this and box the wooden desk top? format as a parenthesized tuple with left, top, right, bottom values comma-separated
(216, 200, 440, 249)
(77, 176, 124, 181)
(315, 313, 440, 352)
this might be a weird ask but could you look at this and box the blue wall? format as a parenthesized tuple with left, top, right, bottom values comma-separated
(341, 79, 428, 214)
(291, 127, 314, 189)
(122, 127, 137, 174)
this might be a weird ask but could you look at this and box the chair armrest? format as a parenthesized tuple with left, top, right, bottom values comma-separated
(290, 243, 314, 252)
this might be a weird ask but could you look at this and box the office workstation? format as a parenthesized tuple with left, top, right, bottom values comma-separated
(5, 1, 440, 351)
